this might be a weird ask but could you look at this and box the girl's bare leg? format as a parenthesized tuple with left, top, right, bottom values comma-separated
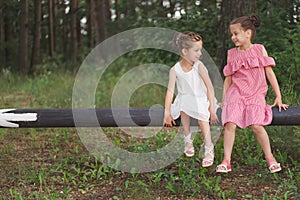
(251, 125, 281, 171)
(198, 120, 214, 166)
(180, 112, 193, 154)
(216, 122, 236, 172)
(222, 122, 236, 164)
(198, 120, 213, 146)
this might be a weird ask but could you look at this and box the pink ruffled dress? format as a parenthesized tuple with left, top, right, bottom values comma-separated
(222, 44, 275, 128)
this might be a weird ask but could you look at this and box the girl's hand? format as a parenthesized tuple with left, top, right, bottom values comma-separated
(218, 102, 224, 109)
(164, 114, 176, 127)
(271, 97, 288, 112)
(210, 112, 219, 125)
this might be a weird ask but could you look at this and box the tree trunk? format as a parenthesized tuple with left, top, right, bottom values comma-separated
(4, 3, 14, 69)
(31, 0, 42, 72)
(70, 0, 78, 63)
(53, 0, 58, 51)
(216, 0, 245, 74)
(0, 4, 4, 68)
(105, 0, 111, 21)
(87, 0, 95, 47)
(115, 0, 120, 21)
(18, 0, 29, 74)
(60, 1, 68, 60)
(77, 17, 82, 49)
(48, 0, 55, 57)
(90, 0, 110, 45)
(168, 0, 176, 17)
(95, 0, 106, 43)
(216, 0, 256, 76)
(157, 0, 165, 17)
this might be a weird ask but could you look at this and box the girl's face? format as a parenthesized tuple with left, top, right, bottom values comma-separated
(182, 40, 203, 63)
(229, 23, 252, 48)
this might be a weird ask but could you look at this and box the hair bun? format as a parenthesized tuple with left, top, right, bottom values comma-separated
(249, 14, 261, 28)
(173, 32, 182, 46)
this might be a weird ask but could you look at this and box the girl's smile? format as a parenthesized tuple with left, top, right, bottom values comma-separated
(229, 23, 252, 50)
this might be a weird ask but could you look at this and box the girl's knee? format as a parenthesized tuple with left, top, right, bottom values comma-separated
(224, 122, 236, 132)
(251, 124, 264, 133)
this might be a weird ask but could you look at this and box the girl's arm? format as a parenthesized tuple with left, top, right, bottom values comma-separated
(164, 67, 176, 126)
(198, 63, 219, 124)
(262, 46, 288, 112)
(222, 56, 232, 106)
(265, 67, 288, 112)
(223, 76, 232, 104)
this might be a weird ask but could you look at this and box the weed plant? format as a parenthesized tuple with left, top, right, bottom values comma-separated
(0, 71, 299, 199)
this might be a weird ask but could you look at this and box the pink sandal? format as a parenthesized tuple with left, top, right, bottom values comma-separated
(267, 157, 282, 173)
(216, 160, 231, 173)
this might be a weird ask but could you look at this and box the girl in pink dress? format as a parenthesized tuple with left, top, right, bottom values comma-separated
(164, 31, 219, 167)
(216, 14, 288, 173)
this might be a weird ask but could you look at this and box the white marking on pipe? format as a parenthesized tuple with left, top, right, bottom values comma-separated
(0, 109, 37, 128)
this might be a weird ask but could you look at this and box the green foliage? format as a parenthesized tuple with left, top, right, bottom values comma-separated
(0, 68, 74, 108)
(3, 125, 299, 199)
(254, 1, 300, 95)
(0, 1, 299, 199)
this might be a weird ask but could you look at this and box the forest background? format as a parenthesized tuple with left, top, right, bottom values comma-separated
(0, 0, 299, 199)
(1, 0, 299, 86)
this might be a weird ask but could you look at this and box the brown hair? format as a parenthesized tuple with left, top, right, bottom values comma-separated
(230, 14, 261, 40)
(173, 31, 202, 55)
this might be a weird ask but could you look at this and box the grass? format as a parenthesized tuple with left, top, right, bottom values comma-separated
(0, 70, 299, 199)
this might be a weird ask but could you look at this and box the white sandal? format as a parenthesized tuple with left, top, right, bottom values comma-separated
(216, 160, 232, 173)
(184, 133, 194, 157)
(202, 144, 214, 167)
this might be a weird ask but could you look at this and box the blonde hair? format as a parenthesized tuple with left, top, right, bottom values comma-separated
(174, 31, 202, 55)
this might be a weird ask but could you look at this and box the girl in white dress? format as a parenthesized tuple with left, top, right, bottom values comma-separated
(164, 31, 219, 167)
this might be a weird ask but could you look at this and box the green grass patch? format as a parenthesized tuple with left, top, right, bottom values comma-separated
(0, 71, 299, 199)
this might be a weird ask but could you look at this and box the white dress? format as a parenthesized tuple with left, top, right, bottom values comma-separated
(170, 60, 210, 122)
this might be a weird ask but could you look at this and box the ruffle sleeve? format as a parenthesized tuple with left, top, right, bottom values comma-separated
(223, 56, 275, 76)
